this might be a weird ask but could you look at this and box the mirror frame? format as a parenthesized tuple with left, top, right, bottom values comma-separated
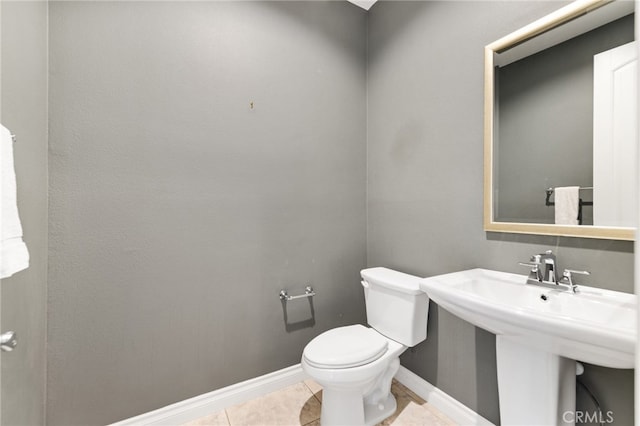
(483, 0, 635, 241)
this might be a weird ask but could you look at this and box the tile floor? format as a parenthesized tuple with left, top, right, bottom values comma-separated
(183, 379, 457, 426)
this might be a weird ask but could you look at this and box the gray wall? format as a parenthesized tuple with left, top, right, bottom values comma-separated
(47, 2, 367, 424)
(0, 1, 48, 425)
(496, 15, 634, 224)
(367, 1, 634, 425)
(41, 1, 638, 424)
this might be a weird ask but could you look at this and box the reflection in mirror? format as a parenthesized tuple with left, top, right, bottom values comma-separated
(484, 0, 636, 240)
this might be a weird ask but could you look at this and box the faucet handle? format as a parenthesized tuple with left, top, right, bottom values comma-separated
(560, 269, 590, 292)
(518, 261, 542, 283)
(562, 269, 591, 278)
(564, 269, 590, 276)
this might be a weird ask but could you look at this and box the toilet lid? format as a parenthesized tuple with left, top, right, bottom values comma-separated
(303, 325, 388, 369)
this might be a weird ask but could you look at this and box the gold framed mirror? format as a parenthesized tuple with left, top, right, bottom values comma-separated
(484, 0, 636, 240)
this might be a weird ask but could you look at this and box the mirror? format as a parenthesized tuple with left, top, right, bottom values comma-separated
(484, 0, 636, 240)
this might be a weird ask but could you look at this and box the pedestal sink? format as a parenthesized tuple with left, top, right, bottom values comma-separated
(419, 268, 636, 426)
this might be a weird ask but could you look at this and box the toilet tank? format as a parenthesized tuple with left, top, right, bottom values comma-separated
(361, 267, 429, 347)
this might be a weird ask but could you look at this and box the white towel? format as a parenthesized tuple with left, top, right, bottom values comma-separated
(1, 124, 29, 279)
(554, 186, 580, 225)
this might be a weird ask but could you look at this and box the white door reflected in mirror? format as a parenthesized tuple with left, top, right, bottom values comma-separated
(593, 41, 637, 228)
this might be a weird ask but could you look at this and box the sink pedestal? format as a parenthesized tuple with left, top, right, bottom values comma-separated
(496, 336, 576, 426)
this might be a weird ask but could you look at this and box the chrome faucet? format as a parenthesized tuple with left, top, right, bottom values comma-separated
(518, 250, 589, 293)
(540, 250, 558, 283)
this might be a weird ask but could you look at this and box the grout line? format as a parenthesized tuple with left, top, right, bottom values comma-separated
(311, 393, 322, 405)
(302, 380, 323, 405)
(394, 380, 424, 404)
(302, 380, 313, 394)
(390, 379, 410, 399)
(223, 408, 231, 426)
(300, 381, 322, 423)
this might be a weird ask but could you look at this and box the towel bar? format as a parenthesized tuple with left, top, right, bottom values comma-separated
(545, 187, 593, 225)
(279, 286, 315, 301)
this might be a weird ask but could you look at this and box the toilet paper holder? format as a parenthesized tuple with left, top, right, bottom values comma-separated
(279, 286, 315, 301)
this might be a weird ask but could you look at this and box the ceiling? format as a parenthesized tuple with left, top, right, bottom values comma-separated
(347, 0, 378, 10)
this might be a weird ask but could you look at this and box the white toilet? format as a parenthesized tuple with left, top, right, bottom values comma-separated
(301, 267, 429, 426)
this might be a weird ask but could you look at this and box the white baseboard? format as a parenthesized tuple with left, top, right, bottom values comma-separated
(394, 366, 495, 426)
(110, 364, 307, 426)
(111, 363, 494, 426)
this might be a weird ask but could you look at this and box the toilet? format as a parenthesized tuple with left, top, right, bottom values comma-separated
(301, 267, 429, 426)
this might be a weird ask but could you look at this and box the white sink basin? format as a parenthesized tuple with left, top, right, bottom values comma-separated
(419, 268, 636, 425)
(419, 268, 636, 369)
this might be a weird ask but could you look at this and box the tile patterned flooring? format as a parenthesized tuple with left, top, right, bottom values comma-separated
(183, 379, 456, 426)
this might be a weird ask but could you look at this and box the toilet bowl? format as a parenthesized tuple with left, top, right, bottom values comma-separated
(302, 324, 406, 425)
(301, 268, 429, 426)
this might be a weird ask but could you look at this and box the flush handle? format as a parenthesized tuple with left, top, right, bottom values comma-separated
(1, 331, 18, 352)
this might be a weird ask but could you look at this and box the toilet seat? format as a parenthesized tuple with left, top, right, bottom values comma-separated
(303, 325, 388, 369)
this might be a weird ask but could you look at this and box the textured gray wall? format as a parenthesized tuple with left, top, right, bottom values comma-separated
(44, 1, 637, 425)
(0, 1, 48, 425)
(367, 1, 634, 425)
(496, 15, 634, 224)
(48, 2, 367, 424)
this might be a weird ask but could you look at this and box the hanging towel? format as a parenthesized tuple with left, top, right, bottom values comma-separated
(1, 124, 29, 279)
(554, 186, 580, 225)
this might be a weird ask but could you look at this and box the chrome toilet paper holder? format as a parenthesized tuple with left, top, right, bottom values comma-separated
(279, 286, 315, 301)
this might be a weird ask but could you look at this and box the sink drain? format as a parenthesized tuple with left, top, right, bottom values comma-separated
(540, 294, 548, 301)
